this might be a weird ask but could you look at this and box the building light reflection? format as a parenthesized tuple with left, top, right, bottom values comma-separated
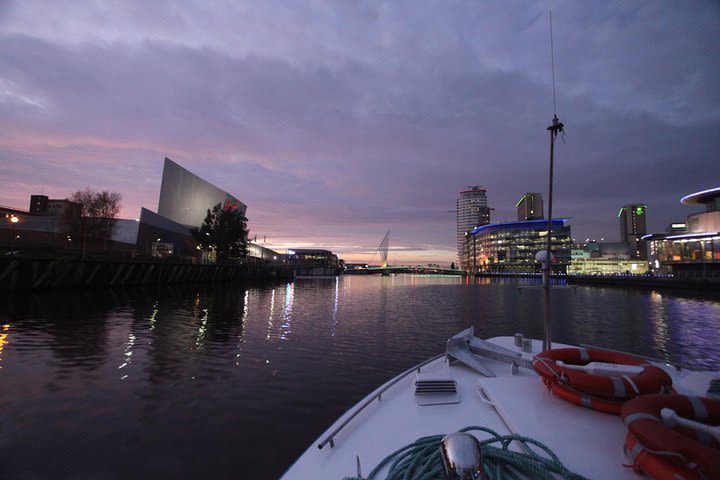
(0, 324, 9, 370)
(196, 308, 208, 350)
(330, 277, 339, 337)
(119, 332, 136, 380)
(647, 291, 669, 357)
(281, 282, 294, 340)
(242, 290, 249, 326)
(148, 301, 159, 330)
(236, 290, 250, 365)
(266, 288, 276, 340)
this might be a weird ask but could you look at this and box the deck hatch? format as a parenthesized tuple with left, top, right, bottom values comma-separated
(415, 375, 460, 405)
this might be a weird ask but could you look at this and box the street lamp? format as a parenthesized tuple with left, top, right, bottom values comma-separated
(6, 214, 20, 246)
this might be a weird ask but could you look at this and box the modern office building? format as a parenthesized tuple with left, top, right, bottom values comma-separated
(157, 157, 247, 228)
(456, 186, 491, 270)
(517, 193, 544, 221)
(619, 204, 647, 259)
(285, 249, 341, 276)
(467, 218, 571, 273)
(645, 187, 720, 278)
(29, 195, 81, 220)
(567, 258, 648, 275)
(568, 241, 646, 274)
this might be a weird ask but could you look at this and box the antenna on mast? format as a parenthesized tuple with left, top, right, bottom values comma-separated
(550, 11, 557, 116)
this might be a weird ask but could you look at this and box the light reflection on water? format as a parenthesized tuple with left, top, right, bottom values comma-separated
(648, 292, 720, 369)
(281, 282, 294, 340)
(648, 290, 670, 358)
(0, 276, 718, 479)
(0, 323, 10, 370)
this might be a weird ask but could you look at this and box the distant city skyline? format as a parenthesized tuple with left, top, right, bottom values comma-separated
(1, 2, 718, 264)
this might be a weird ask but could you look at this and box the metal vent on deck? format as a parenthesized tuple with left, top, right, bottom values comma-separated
(708, 378, 720, 399)
(415, 375, 460, 406)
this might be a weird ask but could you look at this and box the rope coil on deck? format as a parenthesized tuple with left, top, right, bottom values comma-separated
(342, 425, 588, 480)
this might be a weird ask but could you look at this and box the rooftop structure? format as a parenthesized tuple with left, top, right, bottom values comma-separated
(681, 186, 720, 210)
(516, 193, 544, 221)
(680, 186, 720, 234)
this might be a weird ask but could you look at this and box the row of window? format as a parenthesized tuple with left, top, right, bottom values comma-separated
(653, 238, 720, 262)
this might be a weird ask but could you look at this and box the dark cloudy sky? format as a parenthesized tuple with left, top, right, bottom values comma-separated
(1, 1, 718, 264)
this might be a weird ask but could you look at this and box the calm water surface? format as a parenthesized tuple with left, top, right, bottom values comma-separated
(1, 275, 719, 479)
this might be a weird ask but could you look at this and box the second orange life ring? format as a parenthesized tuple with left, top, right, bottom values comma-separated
(621, 394, 720, 479)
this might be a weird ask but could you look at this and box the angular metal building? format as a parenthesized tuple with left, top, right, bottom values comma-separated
(157, 157, 247, 228)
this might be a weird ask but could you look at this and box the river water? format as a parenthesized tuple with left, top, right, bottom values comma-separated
(1, 275, 719, 479)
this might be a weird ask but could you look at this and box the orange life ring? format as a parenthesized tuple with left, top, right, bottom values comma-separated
(624, 431, 702, 480)
(533, 347, 672, 400)
(621, 394, 720, 478)
(547, 381, 625, 415)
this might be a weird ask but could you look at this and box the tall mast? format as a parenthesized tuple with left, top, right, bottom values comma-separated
(543, 12, 564, 352)
(543, 115, 563, 352)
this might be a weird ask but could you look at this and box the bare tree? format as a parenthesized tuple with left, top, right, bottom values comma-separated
(69, 188, 123, 256)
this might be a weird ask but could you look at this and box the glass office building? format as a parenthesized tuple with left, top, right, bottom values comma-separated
(644, 187, 720, 279)
(468, 219, 571, 273)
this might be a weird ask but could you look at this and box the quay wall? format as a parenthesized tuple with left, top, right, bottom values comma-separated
(567, 274, 719, 291)
(0, 258, 294, 292)
(475, 272, 719, 291)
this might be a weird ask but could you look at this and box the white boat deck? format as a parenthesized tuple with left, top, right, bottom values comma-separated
(282, 336, 714, 480)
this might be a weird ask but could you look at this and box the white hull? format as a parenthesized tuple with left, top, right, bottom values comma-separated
(282, 334, 717, 479)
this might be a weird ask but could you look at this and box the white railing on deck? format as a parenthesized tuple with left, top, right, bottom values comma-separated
(317, 353, 446, 449)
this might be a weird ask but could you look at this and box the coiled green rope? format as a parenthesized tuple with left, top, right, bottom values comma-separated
(343, 426, 589, 480)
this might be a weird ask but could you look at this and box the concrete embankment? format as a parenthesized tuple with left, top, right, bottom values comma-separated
(0, 257, 294, 292)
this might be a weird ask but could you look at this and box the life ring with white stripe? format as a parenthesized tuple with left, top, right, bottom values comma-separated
(624, 432, 702, 480)
(621, 394, 720, 479)
(532, 347, 673, 413)
(547, 380, 627, 415)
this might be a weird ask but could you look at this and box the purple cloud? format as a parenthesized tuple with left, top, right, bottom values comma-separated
(1, 1, 718, 264)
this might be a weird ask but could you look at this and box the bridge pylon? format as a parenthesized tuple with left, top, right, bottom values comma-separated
(378, 231, 390, 267)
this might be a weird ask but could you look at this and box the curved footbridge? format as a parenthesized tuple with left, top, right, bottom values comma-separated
(344, 266, 466, 276)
